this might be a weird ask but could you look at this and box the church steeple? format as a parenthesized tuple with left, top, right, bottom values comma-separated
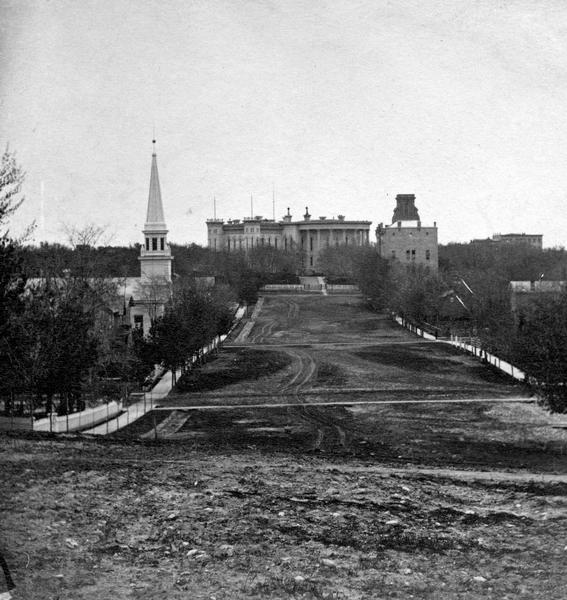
(145, 140, 167, 229)
(139, 141, 173, 282)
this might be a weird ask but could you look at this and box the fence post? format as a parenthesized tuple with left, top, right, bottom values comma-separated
(152, 409, 158, 441)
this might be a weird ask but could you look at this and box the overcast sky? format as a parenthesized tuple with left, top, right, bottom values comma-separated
(2, 0, 567, 248)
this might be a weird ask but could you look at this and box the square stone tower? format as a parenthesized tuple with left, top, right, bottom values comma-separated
(376, 194, 438, 272)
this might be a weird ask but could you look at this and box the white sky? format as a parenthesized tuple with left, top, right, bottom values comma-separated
(2, 0, 567, 248)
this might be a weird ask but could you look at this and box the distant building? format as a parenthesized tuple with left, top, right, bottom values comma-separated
(471, 233, 543, 249)
(376, 194, 438, 272)
(207, 207, 371, 272)
(510, 280, 566, 316)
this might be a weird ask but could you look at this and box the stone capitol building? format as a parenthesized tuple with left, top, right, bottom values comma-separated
(207, 194, 438, 273)
(207, 208, 372, 270)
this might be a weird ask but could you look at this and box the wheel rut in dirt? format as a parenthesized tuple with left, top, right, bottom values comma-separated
(139, 295, 564, 472)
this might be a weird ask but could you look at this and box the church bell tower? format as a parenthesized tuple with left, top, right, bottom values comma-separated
(138, 141, 173, 282)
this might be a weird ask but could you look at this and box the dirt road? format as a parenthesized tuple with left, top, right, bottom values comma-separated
(3, 295, 567, 599)
(147, 294, 564, 471)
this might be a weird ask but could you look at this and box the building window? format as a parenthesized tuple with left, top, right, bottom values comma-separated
(426, 249, 431, 260)
(391, 250, 396, 259)
(152, 237, 157, 251)
(411, 249, 416, 260)
(227, 239, 231, 251)
(145, 238, 149, 251)
(275, 238, 278, 249)
(310, 237, 313, 251)
(310, 256, 313, 266)
(160, 237, 164, 251)
(406, 250, 410, 261)
(134, 315, 143, 329)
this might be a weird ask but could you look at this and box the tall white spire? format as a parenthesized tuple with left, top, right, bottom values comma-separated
(145, 140, 167, 230)
(139, 140, 173, 283)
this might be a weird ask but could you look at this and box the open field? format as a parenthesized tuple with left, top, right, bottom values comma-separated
(1, 435, 566, 600)
(132, 295, 566, 473)
(169, 295, 527, 400)
(3, 295, 567, 598)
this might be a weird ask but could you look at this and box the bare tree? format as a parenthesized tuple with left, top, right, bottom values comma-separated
(0, 146, 26, 236)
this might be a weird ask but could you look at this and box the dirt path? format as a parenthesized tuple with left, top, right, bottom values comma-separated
(246, 297, 300, 344)
(279, 348, 317, 393)
(156, 396, 533, 411)
(140, 410, 190, 438)
(315, 463, 567, 484)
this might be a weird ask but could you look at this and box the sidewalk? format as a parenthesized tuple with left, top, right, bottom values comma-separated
(83, 369, 177, 435)
(84, 307, 246, 436)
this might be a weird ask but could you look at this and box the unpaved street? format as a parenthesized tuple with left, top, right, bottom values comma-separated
(148, 295, 560, 470)
(2, 295, 567, 599)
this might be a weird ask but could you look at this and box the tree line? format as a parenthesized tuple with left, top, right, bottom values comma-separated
(316, 242, 567, 412)
(3, 145, 567, 414)
(0, 150, 236, 419)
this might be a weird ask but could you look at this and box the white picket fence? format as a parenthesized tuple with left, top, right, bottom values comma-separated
(34, 400, 123, 433)
(327, 284, 359, 293)
(31, 305, 246, 435)
(447, 335, 525, 381)
(394, 315, 525, 382)
(262, 284, 304, 292)
(394, 316, 437, 341)
(260, 284, 324, 292)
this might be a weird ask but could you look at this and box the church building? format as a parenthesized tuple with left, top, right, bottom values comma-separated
(376, 194, 438, 272)
(121, 142, 174, 334)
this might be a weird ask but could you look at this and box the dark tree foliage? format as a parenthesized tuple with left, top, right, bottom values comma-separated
(390, 264, 443, 324)
(354, 247, 395, 310)
(20, 243, 140, 278)
(440, 242, 567, 282)
(511, 293, 567, 413)
(3, 280, 100, 414)
(0, 148, 29, 408)
(142, 284, 234, 386)
(438, 241, 567, 353)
